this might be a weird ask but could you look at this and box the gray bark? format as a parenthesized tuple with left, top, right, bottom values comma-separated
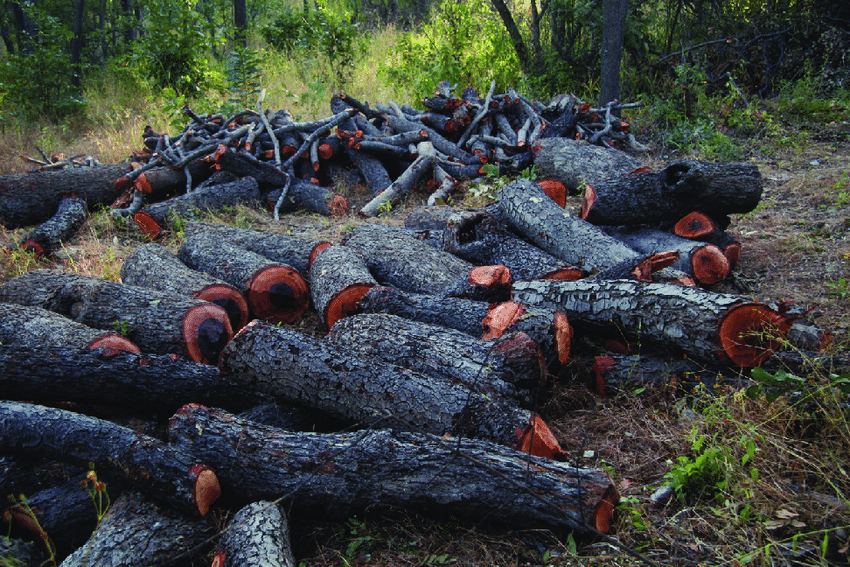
(531, 138, 642, 191)
(212, 501, 295, 567)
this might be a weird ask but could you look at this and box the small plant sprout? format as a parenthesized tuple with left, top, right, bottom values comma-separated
(5, 494, 57, 566)
(81, 464, 110, 528)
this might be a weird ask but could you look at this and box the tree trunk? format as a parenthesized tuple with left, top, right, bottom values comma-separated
(133, 176, 261, 239)
(70, 0, 85, 89)
(121, 242, 251, 332)
(0, 401, 221, 517)
(233, 0, 248, 46)
(16, 196, 88, 258)
(512, 279, 790, 367)
(601, 225, 730, 285)
(61, 491, 214, 567)
(211, 501, 295, 567)
(0, 270, 233, 365)
(168, 404, 618, 533)
(326, 313, 544, 398)
(0, 302, 139, 353)
(599, 0, 629, 109)
(309, 245, 377, 329)
(580, 160, 763, 225)
(0, 344, 270, 412)
(182, 221, 331, 278)
(497, 179, 643, 273)
(219, 319, 539, 448)
(530, 138, 643, 191)
(178, 232, 310, 325)
(342, 224, 512, 301)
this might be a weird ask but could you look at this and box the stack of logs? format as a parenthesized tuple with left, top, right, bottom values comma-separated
(0, 83, 839, 566)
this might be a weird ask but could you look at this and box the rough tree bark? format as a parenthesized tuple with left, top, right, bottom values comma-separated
(310, 245, 377, 329)
(211, 501, 296, 567)
(531, 138, 643, 191)
(168, 404, 618, 533)
(0, 401, 221, 517)
(17, 195, 88, 257)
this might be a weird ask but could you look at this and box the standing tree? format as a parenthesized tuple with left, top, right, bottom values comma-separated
(599, 0, 628, 108)
(233, 0, 247, 46)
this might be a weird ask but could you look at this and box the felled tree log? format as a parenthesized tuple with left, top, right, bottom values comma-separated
(16, 195, 88, 257)
(580, 160, 763, 225)
(121, 242, 250, 332)
(356, 287, 572, 366)
(342, 223, 511, 301)
(512, 279, 789, 367)
(211, 501, 295, 567)
(497, 179, 644, 274)
(590, 353, 745, 397)
(360, 142, 436, 217)
(168, 404, 618, 533)
(133, 176, 261, 239)
(219, 319, 541, 449)
(183, 221, 331, 277)
(440, 209, 586, 281)
(0, 538, 46, 567)
(0, 401, 221, 517)
(530, 138, 644, 191)
(326, 313, 543, 396)
(264, 178, 349, 217)
(0, 344, 270, 411)
(0, 302, 139, 353)
(178, 232, 309, 325)
(61, 491, 214, 567)
(600, 226, 730, 285)
(0, 270, 233, 365)
(0, 164, 140, 228)
(310, 245, 377, 329)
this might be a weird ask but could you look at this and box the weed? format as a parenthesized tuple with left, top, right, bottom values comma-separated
(3, 495, 56, 566)
(80, 465, 110, 529)
(826, 277, 849, 299)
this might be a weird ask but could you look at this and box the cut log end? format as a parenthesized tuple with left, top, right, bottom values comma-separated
(19, 239, 45, 258)
(247, 265, 310, 325)
(691, 244, 730, 285)
(554, 309, 573, 365)
(189, 464, 221, 517)
(493, 332, 546, 387)
(631, 251, 679, 281)
(541, 266, 585, 281)
(537, 179, 568, 208)
(182, 304, 234, 365)
(482, 301, 525, 340)
(723, 242, 741, 269)
(211, 551, 226, 567)
(309, 242, 333, 269)
(193, 284, 251, 332)
(468, 265, 512, 289)
(593, 485, 620, 534)
(674, 211, 716, 238)
(329, 194, 349, 217)
(325, 284, 375, 329)
(579, 184, 595, 220)
(717, 304, 789, 367)
(133, 211, 163, 240)
(515, 414, 563, 460)
(592, 355, 617, 397)
(87, 333, 142, 354)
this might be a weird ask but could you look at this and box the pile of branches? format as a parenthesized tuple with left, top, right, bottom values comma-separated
(117, 82, 646, 219)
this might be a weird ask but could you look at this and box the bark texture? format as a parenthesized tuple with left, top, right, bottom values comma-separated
(168, 404, 618, 533)
(0, 401, 220, 517)
(310, 244, 377, 329)
(581, 160, 763, 225)
(512, 279, 789, 367)
(0, 270, 233, 364)
(530, 138, 643, 190)
(211, 501, 295, 567)
(60, 491, 214, 567)
(0, 344, 270, 411)
(497, 179, 641, 273)
(219, 320, 534, 447)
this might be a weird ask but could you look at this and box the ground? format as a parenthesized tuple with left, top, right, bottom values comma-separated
(1, 123, 848, 566)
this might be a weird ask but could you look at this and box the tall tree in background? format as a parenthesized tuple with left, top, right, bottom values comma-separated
(599, 0, 628, 107)
(234, 0, 247, 45)
(71, 0, 85, 88)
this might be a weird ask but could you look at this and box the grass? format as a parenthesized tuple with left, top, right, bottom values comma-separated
(2, 35, 850, 566)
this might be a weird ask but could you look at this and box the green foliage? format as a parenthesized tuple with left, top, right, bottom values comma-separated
(746, 366, 850, 404)
(127, 2, 222, 96)
(826, 277, 849, 300)
(261, 5, 364, 89)
(3, 494, 56, 566)
(225, 44, 264, 109)
(382, 0, 520, 99)
(0, 8, 87, 123)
